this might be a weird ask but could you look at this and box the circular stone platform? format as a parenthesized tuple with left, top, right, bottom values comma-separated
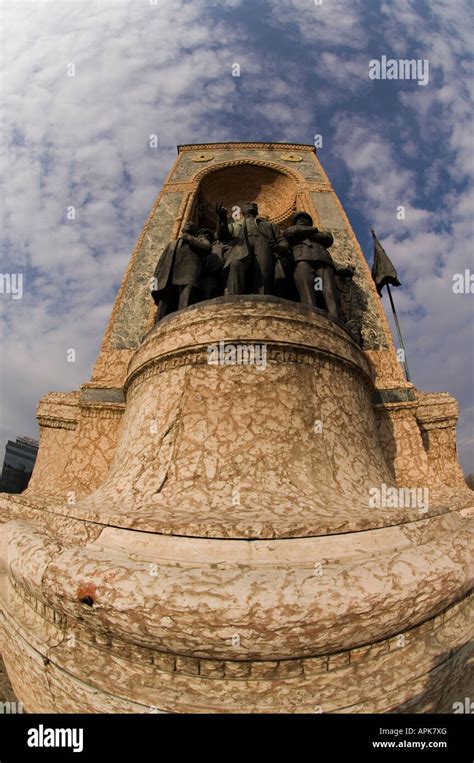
(0, 299, 472, 713)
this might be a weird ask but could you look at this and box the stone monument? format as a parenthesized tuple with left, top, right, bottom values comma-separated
(0, 143, 472, 713)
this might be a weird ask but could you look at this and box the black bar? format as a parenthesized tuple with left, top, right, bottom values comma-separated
(0, 712, 472, 761)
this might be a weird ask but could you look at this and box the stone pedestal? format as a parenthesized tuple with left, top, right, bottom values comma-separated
(1, 299, 472, 713)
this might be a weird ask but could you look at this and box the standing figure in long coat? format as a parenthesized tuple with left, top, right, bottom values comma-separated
(216, 202, 288, 295)
(151, 222, 211, 320)
(197, 228, 225, 301)
(283, 212, 342, 320)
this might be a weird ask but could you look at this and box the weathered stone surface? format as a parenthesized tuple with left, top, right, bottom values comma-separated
(0, 298, 472, 713)
(0, 655, 16, 704)
(0, 143, 472, 714)
(1, 572, 472, 713)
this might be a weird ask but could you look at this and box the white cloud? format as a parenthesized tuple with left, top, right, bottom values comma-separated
(268, 0, 367, 50)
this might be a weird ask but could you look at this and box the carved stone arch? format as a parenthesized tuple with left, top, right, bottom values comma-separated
(185, 159, 306, 230)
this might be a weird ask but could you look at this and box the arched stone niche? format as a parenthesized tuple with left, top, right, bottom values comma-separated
(189, 160, 303, 229)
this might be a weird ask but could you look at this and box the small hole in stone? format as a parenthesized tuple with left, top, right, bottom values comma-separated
(80, 595, 94, 607)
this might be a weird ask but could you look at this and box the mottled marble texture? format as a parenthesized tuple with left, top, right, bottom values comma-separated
(0, 145, 472, 714)
(0, 524, 473, 712)
(22, 386, 125, 503)
(2, 508, 471, 662)
(51, 302, 405, 537)
(0, 299, 472, 713)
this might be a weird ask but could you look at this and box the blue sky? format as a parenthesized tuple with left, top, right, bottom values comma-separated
(0, 0, 473, 472)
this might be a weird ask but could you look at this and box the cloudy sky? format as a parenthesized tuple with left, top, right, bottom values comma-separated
(0, 0, 473, 473)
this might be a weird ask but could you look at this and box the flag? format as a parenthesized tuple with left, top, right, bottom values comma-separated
(370, 229, 401, 296)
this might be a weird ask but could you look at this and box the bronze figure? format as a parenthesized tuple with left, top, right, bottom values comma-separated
(216, 202, 288, 295)
(284, 212, 343, 320)
(151, 222, 211, 320)
(197, 228, 225, 301)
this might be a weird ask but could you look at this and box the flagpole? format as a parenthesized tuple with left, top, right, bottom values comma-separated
(386, 283, 411, 382)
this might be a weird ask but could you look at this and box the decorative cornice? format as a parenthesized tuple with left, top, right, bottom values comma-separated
(416, 392, 458, 427)
(125, 342, 372, 398)
(80, 405, 125, 420)
(178, 142, 316, 153)
(8, 574, 471, 681)
(417, 419, 457, 431)
(37, 415, 77, 431)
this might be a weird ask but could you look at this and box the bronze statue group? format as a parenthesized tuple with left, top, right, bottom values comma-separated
(151, 202, 354, 323)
